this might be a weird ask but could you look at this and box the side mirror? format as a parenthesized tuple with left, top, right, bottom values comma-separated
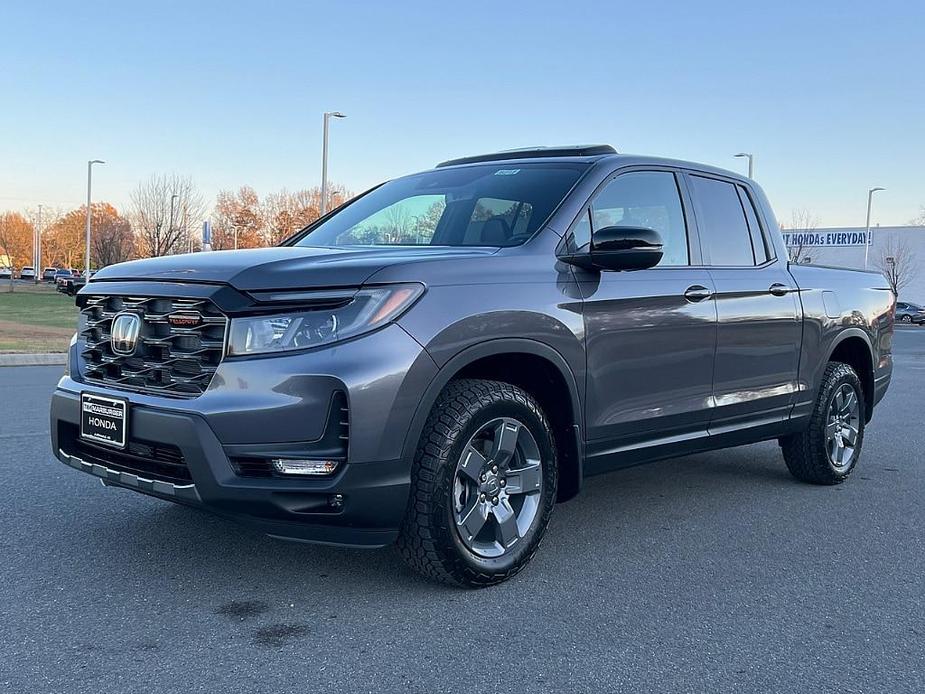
(561, 226, 663, 271)
(591, 225, 663, 271)
(560, 225, 664, 272)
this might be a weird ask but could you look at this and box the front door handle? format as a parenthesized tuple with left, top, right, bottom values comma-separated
(684, 285, 713, 302)
(769, 283, 791, 297)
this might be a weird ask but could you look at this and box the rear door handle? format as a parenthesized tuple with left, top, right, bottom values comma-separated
(769, 283, 791, 297)
(684, 285, 713, 302)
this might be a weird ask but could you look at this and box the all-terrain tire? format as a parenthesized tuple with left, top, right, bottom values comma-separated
(397, 379, 558, 587)
(780, 361, 866, 485)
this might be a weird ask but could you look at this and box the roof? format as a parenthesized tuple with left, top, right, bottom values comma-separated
(432, 146, 747, 182)
(436, 145, 617, 168)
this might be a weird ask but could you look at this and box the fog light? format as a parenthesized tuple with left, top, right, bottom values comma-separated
(271, 459, 340, 476)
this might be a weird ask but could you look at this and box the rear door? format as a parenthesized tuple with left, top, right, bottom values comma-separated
(685, 173, 801, 432)
(573, 168, 717, 466)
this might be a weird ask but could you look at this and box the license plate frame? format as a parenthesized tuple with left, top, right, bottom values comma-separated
(80, 392, 128, 449)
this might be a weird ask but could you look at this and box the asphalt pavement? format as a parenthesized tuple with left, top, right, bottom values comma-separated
(2, 330, 923, 693)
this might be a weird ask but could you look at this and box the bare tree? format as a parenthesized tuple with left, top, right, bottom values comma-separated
(875, 234, 918, 298)
(909, 206, 925, 226)
(130, 174, 206, 257)
(786, 208, 820, 264)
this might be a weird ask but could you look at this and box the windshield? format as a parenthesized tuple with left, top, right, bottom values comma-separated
(292, 162, 588, 248)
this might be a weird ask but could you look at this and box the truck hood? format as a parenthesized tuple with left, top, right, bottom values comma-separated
(89, 245, 498, 291)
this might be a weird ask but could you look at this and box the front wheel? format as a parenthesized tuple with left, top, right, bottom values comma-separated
(780, 361, 865, 484)
(902, 314, 912, 323)
(397, 379, 558, 587)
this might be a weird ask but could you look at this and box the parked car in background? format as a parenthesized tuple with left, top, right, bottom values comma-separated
(19, 266, 36, 281)
(0, 267, 11, 280)
(42, 267, 58, 282)
(895, 301, 925, 324)
(54, 268, 75, 287)
(57, 273, 89, 296)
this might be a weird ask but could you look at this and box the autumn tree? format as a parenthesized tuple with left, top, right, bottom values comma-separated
(131, 174, 207, 257)
(262, 185, 352, 245)
(0, 212, 35, 291)
(262, 188, 319, 246)
(43, 209, 85, 270)
(876, 234, 919, 298)
(212, 186, 264, 250)
(89, 204, 134, 267)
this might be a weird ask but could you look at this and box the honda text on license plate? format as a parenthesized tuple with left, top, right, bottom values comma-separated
(80, 393, 127, 449)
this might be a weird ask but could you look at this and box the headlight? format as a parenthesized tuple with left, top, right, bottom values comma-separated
(228, 283, 424, 356)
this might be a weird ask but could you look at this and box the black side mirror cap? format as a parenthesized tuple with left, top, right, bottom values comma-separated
(561, 226, 663, 271)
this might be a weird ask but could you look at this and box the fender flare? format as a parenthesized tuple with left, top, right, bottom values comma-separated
(824, 327, 873, 363)
(399, 338, 584, 497)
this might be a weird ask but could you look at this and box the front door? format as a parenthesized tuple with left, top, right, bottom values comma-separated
(570, 169, 718, 470)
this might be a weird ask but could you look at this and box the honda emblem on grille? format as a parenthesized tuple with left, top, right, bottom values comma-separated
(111, 312, 141, 355)
(168, 311, 203, 328)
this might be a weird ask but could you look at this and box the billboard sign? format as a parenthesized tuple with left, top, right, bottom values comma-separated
(782, 230, 870, 248)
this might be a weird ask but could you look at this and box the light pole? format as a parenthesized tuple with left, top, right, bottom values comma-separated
(734, 152, 754, 178)
(84, 159, 105, 275)
(863, 187, 885, 269)
(35, 204, 42, 283)
(320, 111, 346, 216)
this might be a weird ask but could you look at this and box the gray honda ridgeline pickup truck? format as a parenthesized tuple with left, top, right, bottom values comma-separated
(51, 145, 894, 586)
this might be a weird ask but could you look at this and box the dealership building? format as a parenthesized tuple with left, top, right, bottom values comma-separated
(782, 225, 925, 304)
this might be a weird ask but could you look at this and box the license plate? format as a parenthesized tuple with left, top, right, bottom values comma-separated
(80, 393, 128, 449)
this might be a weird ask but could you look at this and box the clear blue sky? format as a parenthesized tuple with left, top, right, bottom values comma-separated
(1, 0, 922, 227)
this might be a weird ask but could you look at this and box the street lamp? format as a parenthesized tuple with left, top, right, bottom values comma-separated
(320, 111, 346, 216)
(84, 160, 105, 276)
(734, 152, 754, 178)
(864, 187, 885, 269)
(34, 204, 43, 283)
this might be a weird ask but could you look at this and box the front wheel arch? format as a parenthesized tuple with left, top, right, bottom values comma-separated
(399, 339, 584, 503)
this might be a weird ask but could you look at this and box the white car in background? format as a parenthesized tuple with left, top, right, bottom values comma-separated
(0, 267, 11, 280)
(19, 266, 36, 281)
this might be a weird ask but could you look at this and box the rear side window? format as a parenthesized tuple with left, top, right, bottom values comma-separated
(689, 175, 755, 266)
(737, 186, 771, 264)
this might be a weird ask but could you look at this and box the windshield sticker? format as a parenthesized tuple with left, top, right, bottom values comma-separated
(494, 169, 521, 176)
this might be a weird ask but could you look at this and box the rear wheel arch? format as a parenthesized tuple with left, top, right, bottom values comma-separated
(401, 340, 584, 502)
(825, 330, 874, 421)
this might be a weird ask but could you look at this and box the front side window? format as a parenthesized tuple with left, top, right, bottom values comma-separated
(292, 163, 587, 248)
(576, 171, 689, 266)
(689, 175, 756, 266)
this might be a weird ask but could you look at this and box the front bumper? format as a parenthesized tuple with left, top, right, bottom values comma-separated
(51, 388, 409, 547)
(51, 322, 440, 548)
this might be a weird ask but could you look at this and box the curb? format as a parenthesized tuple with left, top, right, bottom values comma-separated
(0, 353, 67, 367)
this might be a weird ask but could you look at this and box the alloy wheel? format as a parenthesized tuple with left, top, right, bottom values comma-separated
(452, 417, 543, 558)
(825, 383, 861, 470)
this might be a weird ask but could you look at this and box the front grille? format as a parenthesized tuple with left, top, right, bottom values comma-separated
(79, 295, 227, 398)
(60, 423, 192, 485)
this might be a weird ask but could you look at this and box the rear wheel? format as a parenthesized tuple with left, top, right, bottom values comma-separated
(780, 361, 865, 484)
(902, 314, 912, 323)
(397, 379, 558, 587)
